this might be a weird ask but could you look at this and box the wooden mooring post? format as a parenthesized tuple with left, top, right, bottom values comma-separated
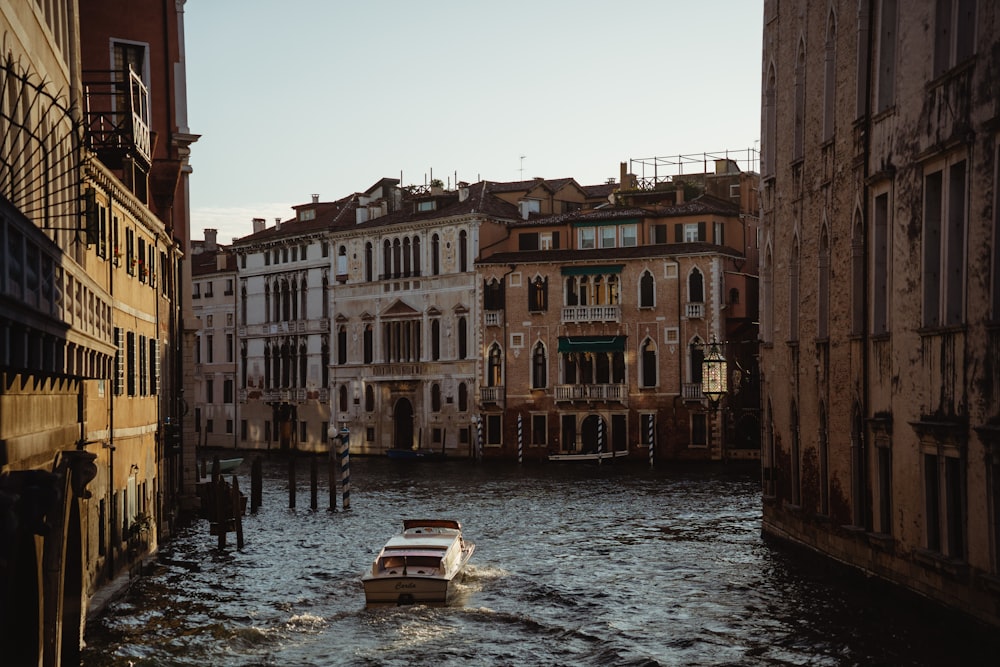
(232, 476, 244, 549)
(310, 454, 318, 510)
(328, 446, 337, 511)
(250, 457, 262, 513)
(288, 453, 296, 509)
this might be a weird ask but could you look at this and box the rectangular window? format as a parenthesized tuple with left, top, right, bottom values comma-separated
(691, 413, 707, 446)
(206, 419, 214, 434)
(207, 334, 214, 363)
(226, 419, 233, 434)
(923, 158, 967, 328)
(487, 414, 502, 445)
(934, 0, 977, 76)
(114, 327, 124, 395)
(139, 335, 147, 395)
(241, 419, 248, 441)
(206, 379, 214, 403)
(652, 224, 668, 244)
(149, 338, 158, 395)
(621, 225, 637, 247)
(713, 221, 725, 246)
(599, 226, 616, 248)
(540, 233, 553, 250)
(877, 445, 892, 533)
(925, 453, 941, 551)
(226, 334, 234, 362)
(531, 414, 546, 445)
(223, 379, 233, 404)
(205, 281, 213, 298)
(876, 0, 897, 112)
(126, 331, 136, 396)
(676, 222, 706, 243)
(579, 227, 595, 249)
(519, 233, 539, 250)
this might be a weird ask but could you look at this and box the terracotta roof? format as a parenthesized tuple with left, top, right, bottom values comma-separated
(342, 181, 521, 231)
(233, 194, 360, 245)
(191, 247, 237, 276)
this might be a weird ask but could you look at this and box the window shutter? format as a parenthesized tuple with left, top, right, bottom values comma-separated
(698, 221, 706, 241)
(675, 223, 683, 242)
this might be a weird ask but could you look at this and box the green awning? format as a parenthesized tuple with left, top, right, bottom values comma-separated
(560, 264, 624, 276)
(558, 335, 626, 353)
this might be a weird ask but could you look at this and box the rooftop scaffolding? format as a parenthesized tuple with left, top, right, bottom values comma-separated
(628, 148, 759, 191)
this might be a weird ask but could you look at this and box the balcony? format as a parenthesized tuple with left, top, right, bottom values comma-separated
(82, 67, 151, 171)
(480, 386, 504, 404)
(554, 383, 627, 403)
(682, 383, 704, 400)
(485, 311, 502, 327)
(561, 305, 621, 324)
(686, 303, 704, 319)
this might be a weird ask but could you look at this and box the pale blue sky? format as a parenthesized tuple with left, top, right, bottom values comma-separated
(184, 1, 763, 244)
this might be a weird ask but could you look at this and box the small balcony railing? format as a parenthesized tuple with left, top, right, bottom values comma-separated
(485, 311, 502, 327)
(686, 303, 704, 319)
(480, 386, 504, 403)
(370, 362, 423, 377)
(561, 305, 621, 323)
(554, 383, 627, 403)
(682, 383, 704, 400)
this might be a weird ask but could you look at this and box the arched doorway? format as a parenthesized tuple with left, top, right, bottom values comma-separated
(393, 398, 414, 450)
(580, 414, 606, 453)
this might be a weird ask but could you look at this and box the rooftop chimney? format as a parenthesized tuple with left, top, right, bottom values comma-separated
(204, 228, 218, 251)
(275, 217, 282, 230)
(311, 194, 319, 204)
(252, 217, 266, 233)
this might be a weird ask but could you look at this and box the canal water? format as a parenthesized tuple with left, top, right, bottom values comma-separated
(82, 457, 999, 666)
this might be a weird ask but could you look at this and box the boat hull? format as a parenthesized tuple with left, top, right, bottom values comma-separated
(362, 573, 457, 605)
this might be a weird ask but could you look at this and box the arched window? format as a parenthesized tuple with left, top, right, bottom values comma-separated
(300, 276, 308, 319)
(403, 237, 412, 276)
(264, 344, 271, 388)
(431, 383, 442, 412)
(565, 276, 579, 306)
(299, 341, 307, 388)
(264, 282, 271, 323)
(322, 273, 329, 318)
(789, 236, 800, 342)
(337, 325, 347, 365)
(529, 276, 547, 312)
(823, 10, 837, 141)
(608, 275, 619, 304)
(794, 39, 806, 161)
(382, 240, 391, 280)
(413, 236, 422, 276)
(281, 339, 291, 387)
(392, 238, 402, 277)
(688, 268, 704, 303)
(321, 336, 329, 388)
(457, 316, 467, 359)
(487, 344, 502, 387)
(640, 338, 657, 388)
(458, 382, 468, 411)
(431, 234, 441, 275)
(531, 342, 547, 389)
(459, 230, 468, 272)
(281, 279, 291, 321)
(851, 212, 864, 335)
(339, 384, 348, 413)
(484, 278, 503, 310)
(337, 245, 348, 277)
(431, 319, 441, 360)
(639, 270, 654, 308)
(365, 242, 373, 282)
(818, 225, 830, 339)
(241, 284, 248, 325)
(764, 63, 776, 176)
(365, 384, 375, 412)
(363, 324, 373, 364)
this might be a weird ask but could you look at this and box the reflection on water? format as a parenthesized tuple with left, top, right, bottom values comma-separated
(83, 458, 999, 666)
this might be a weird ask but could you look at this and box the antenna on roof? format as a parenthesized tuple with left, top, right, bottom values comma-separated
(519, 155, 526, 180)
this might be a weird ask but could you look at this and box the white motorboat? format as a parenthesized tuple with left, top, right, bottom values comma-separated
(361, 519, 475, 605)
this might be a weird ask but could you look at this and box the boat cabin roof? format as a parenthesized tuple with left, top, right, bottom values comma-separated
(403, 519, 462, 531)
(385, 533, 455, 550)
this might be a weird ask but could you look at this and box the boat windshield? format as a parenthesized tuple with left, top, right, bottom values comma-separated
(379, 554, 441, 571)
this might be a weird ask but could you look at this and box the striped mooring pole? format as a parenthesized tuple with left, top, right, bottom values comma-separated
(597, 416, 604, 465)
(476, 414, 484, 461)
(517, 412, 523, 464)
(648, 414, 655, 468)
(338, 427, 351, 510)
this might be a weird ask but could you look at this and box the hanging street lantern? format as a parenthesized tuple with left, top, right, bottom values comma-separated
(701, 338, 728, 409)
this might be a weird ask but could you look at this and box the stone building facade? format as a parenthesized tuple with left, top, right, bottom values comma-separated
(0, 1, 195, 663)
(191, 230, 238, 449)
(476, 165, 760, 462)
(760, 0, 1000, 626)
